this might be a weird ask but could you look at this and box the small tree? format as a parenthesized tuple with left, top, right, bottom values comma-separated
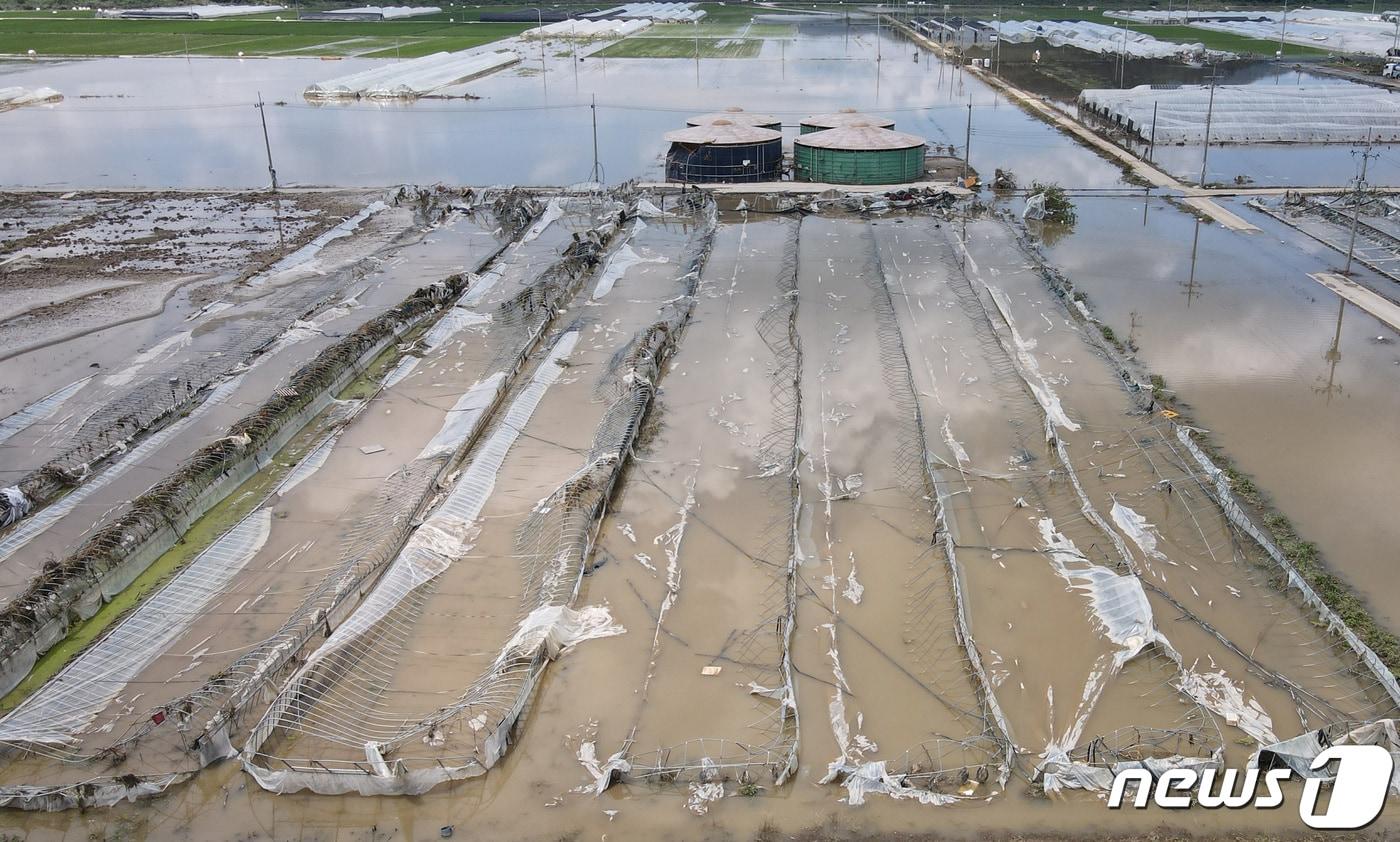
(1028, 181, 1077, 225)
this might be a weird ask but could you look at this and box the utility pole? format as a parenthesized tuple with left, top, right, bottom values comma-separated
(1119, 23, 1127, 88)
(963, 99, 972, 179)
(1147, 100, 1158, 162)
(1199, 66, 1220, 187)
(256, 92, 278, 192)
(1278, 0, 1287, 59)
(1344, 132, 1378, 275)
(589, 94, 603, 185)
(994, 8, 1001, 76)
(1181, 217, 1202, 306)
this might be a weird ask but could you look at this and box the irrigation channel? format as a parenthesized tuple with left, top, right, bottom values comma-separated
(0, 188, 1395, 835)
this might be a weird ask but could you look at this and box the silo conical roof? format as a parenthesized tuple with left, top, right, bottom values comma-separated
(665, 122, 784, 144)
(686, 106, 782, 128)
(794, 124, 926, 150)
(801, 108, 896, 130)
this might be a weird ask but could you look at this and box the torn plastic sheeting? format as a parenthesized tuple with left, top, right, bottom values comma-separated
(421, 307, 492, 349)
(592, 244, 667, 300)
(502, 604, 624, 661)
(275, 432, 341, 498)
(1177, 668, 1277, 745)
(520, 197, 565, 245)
(0, 488, 30, 529)
(828, 760, 959, 806)
(0, 772, 187, 811)
(458, 267, 505, 308)
(1038, 518, 1157, 656)
(271, 295, 363, 351)
(250, 202, 387, 284)
(0, 509, 273, 747)
(1022, 193, 1047, 221)
(983, 282, 1079, 432)
(579, 740, 632, 795)
(1255, 720, 1400, 793)
(416, 372, 507, 461)
(256, 333, 577, 708)
(0, 87, 62, 110)
(0, 378, 89, 447)
(634, 198, 672, 218)
(381, 356, 420, 389)
(1109, 500, 1169, 562)
(1041, 749, 1219, 794)
(0, 373, 248, 565)
(243, 755, 480, 797)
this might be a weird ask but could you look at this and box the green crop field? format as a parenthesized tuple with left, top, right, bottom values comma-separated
(0, 10, 529, 56)
(593, 35, 762, 58)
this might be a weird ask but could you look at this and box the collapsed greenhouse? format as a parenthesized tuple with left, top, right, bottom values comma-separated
(1079, 84, 1400, 144)
(0, 185, 1396, 822)
(304, 50, 521, 100)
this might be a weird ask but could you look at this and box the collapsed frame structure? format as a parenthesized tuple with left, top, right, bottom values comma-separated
(0, 190, 1397, 814)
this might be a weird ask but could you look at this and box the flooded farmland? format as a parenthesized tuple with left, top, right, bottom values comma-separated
(2, 6, 1400, 842)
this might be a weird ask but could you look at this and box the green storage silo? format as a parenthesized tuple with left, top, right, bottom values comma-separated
(793, 123, 927, 185)
(800, 108, 895, 134)
(686, 106, 782, 131)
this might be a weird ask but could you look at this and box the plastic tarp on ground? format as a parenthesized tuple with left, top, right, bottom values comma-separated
(1255, 720, 1400, 793)
(1110, 7, 1397, 57)
(983, 19, 1221, 59)
(1079, 84, 1400, 144)
(304, 50, 520, 100)
(0, 87, 62, 110)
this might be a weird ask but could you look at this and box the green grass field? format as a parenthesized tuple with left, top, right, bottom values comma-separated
(593, 35, 761, 58)
(0, 10, 529, 56)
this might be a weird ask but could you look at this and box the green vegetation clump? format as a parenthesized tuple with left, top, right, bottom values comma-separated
(1029, 180, 1077, 225)
(594, 36, 760, 59)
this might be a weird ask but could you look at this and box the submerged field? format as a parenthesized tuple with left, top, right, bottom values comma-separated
(0, 187, 1395, 840)
(1, 6, 1400, 840)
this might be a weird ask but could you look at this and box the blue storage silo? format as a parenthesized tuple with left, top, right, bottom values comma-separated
(664, 121, 783, 183)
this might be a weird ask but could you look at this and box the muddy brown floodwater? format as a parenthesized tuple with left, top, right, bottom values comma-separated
(1, 193, 1395, 842)
(3, 15, 1400, 839)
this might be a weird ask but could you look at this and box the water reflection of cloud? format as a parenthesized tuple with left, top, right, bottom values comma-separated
(3, 29, 1127, 188)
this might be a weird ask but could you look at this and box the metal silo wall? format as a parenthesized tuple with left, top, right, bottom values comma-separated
(794, 145, 926, 184)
